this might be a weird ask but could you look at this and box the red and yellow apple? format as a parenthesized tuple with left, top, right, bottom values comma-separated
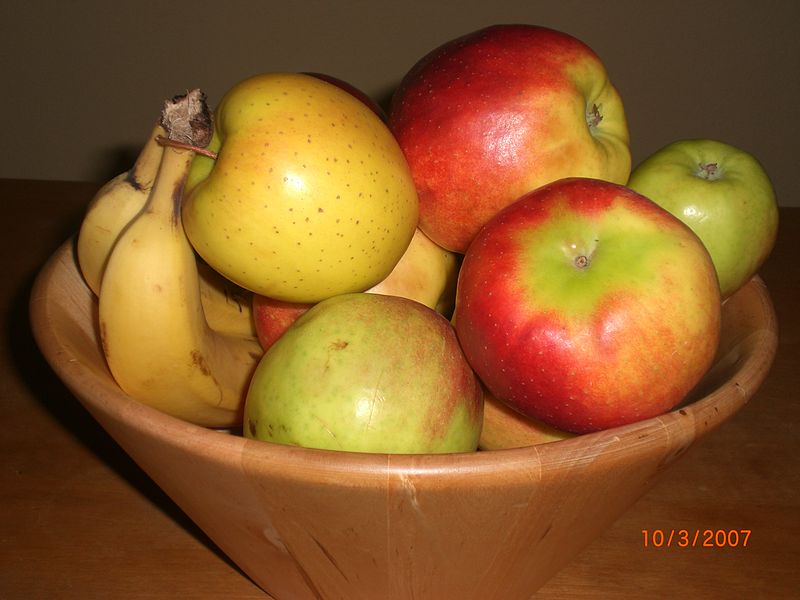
(454, 177, 722, 434)
(389, 24, 631, 252)
(253, 227, 460, 350)
(628, 138, 778, 299)
(245, 293, 483, 454)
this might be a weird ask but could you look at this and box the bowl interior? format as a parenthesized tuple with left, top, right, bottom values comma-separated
(29, 239, 778, 600)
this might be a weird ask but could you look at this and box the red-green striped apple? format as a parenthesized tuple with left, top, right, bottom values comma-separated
(389, 24, 631, 252)
(245, 293, 483, 453)
(628, 139, 778, 299)
(454, 177, 722, 434)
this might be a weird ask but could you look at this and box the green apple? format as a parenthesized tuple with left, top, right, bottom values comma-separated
(183, 72, 419, 303)
(628, 139, 778, 299)
(245, 293, 483, 453)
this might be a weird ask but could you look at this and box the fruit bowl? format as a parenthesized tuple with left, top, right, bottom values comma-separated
(30, 239, 778, 600)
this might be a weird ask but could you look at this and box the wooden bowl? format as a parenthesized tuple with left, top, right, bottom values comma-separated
(30, 239, 778, 600)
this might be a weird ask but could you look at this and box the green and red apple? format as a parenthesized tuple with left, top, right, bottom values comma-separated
(183, 72, 419, 303)
(454, 177, 722, 434)
(253, 227, 460, 351)
(628, 139, 778, 299)
(389, 24, 631, 252)
(245, 293, 483, 454)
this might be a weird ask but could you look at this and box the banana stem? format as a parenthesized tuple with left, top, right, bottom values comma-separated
(158, 89, 214, 154)
(156, 135, 218, 160)
(148, 90, 215, 221)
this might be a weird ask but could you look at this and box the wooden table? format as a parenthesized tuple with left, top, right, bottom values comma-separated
(1, 178, 797, 599)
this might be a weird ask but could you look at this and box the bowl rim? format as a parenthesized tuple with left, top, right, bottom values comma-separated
(30, 238, 779, 481)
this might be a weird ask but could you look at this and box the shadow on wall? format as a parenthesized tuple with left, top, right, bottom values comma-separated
(90, 145, 143, 184)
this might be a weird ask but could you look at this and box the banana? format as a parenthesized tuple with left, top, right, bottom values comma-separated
(77, 123, 164, 296)
(98, 90, 263, 428)
(76, 124, 257, 339)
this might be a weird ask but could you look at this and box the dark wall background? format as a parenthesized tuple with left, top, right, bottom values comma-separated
(1, 0, 797, 205)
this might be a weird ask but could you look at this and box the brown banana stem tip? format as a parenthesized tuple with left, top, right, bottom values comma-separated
(158, 89, 216, 157)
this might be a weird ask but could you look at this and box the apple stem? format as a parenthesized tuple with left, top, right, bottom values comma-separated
(156, 135, 218, 159)
(586, 103, 603, 129)
(696, 162, 721, 181)
(574, 255, 590, 269)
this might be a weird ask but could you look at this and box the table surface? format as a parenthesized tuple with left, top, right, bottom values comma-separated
(1, 178, 798, 599)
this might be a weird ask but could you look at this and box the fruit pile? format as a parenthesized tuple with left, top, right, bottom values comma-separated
(77, 24, 778, 454)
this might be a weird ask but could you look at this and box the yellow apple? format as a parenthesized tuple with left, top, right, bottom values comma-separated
(253, 227, 460, 350)
(367, 227, 460, 317)
(479, 388, 574, 450)
(183, 72, 419, 303)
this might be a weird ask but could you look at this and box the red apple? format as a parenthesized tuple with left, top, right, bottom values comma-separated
(252, 296, 312, 352)
(453, 177, 722, 434)
(253, 228, 460, 350)
(389, 24, 631, 252)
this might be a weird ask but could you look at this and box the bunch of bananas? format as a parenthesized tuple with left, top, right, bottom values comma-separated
(76, 90, 263, 428)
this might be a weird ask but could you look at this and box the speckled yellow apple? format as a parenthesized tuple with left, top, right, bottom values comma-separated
(183, 72, 419, 303)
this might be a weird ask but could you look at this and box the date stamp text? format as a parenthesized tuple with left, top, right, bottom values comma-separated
(642, 529, 751, 548)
